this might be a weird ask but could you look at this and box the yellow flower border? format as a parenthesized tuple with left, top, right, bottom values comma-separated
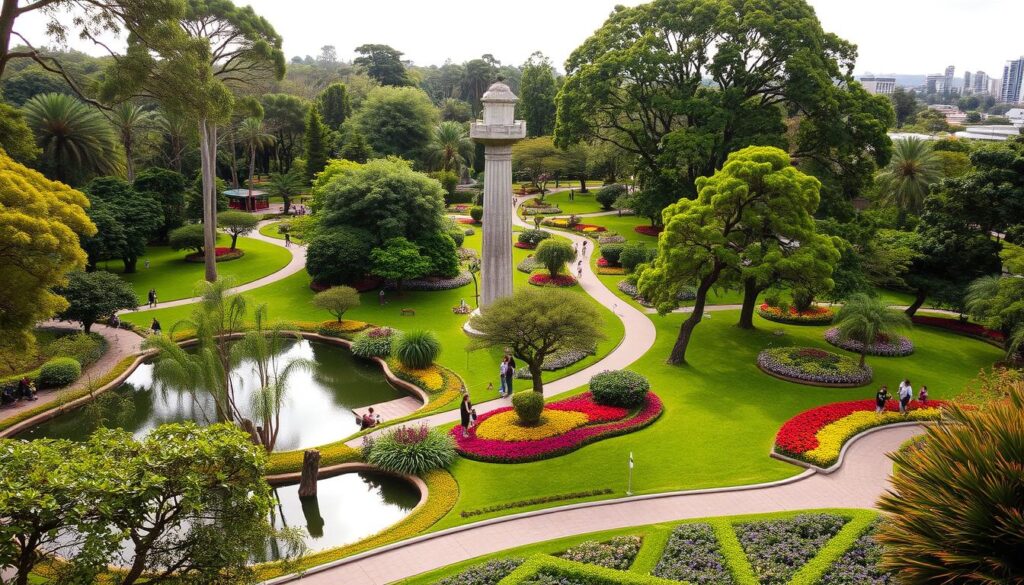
(802, 408, 942, 467)
(476, 410, 589, 441)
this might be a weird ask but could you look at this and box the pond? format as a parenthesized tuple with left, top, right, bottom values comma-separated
(261, 471, 420, 559)
(21, 339, 406, 450)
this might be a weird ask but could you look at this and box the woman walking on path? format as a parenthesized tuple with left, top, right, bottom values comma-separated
(459, 394, 473, 438)
(875, 385, 889, 414)
(498, 357, 510, 397)
(504, 352, 516, 396)
(898, 379, 913, 414)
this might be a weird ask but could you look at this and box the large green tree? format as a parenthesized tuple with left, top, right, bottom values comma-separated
(57, 270, 138, 332)
(0, 101, 39, 163)
(83, 176, 162, 273)
(875, 137, 942, 220)
(939, 141, 1024, 237)
(317, 82, 352, 131)
(555, 0, 891, 222)
(108, 102, 155, 182)
(133, 167, 187, 242)
(354, 43, 410, 86)
(427, 120, 474, 174)
(890, 87, 919, 128)
(262, 93, 309, 174)
(965, 275, 1024, 359)
(304, 106, 328, 183)
(519, 52, 558, 137)
(354, 86, 438, 162)
(639, 146, 831, 363)
(22, 92, 123, 184)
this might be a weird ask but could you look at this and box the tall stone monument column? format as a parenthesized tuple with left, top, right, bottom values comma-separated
(470, 80, 526, 308)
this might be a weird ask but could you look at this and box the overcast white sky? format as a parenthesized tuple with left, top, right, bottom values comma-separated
(13, 0, 1023, 76)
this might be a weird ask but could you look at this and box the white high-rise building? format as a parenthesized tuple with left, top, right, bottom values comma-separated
(1000, 57, 1024, 103)
(945, 65, 955, 92)
(859, 76, 896, 95)
(963, 71, 973, 94)
(973, 71, 990, 94)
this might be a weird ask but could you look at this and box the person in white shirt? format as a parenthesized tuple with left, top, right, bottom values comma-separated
(898, 379, 913, 414)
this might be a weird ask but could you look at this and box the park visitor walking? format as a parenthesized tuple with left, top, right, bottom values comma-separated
(147, 289, 157, 308)
(504, 352, 516, 395)
(875, 385, 889, 414)
(460, 394, 473, 438)
(499, 357, 510, 397)
(898, 379, 913, 414)
(918, 385, 928, 404)
(284, 232, 291, 247)
(151, 318, 162, 336)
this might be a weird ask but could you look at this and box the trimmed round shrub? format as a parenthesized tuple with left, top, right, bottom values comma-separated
(394, 330, 441, 369)
(415, 232, 460, 278)
(512, 391, 545, 426)
(535, 239, 576, 276)
(37, 357, 82, 388)
(589, 370, 650, 407)
(306, 226, 374, 286)
(620, 242, 656, 273)
(596, 183, 627, 210)
(351, 327, 396, 359)
(518, 229, 551, 246)
(447, 228, 465, 247)
(599, 243, 625, 266)
(470, 206, 483, 222)
(364, 424, 456, 475)
(46, 333, 105, 368)
(167, 223, 206, 254)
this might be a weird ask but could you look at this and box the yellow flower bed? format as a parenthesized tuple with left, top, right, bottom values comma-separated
(803, 408, 942, 466)
(316, 319, 370, 336)
(388, 358, 445, 391)
(476, 410, 589, 441)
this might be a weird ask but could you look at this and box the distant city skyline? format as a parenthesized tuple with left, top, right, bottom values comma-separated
(10, 0, 1022, 77)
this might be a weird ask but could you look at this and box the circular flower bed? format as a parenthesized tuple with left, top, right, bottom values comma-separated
(773, 399, 945, 468)
(634, 225, 663, 237)
(757, 347, 872, 387)
(403, 271, 472, 291)
(517, 257, 542, 273)
(514, 241, 536, 250)
(453, 391, 663, 463)
(757, 303, 835, 325)
(184, 247, 244, 262)
(528, 274, 577, 287)
(824, 328, 914, 357)
(597, 234, 627, 245)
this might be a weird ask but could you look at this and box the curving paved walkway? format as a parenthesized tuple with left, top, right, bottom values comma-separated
(346, 198, 658, 447)
(271, 424, 922, 584)
(0, 321, 144, 424)
(118, 221, 307, 314)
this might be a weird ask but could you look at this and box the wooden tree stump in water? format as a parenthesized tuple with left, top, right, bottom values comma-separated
(298, 449, 321, 497)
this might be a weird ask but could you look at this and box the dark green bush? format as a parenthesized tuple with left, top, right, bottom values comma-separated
(518, 229, 552, 246)
(470, 206, 483, 222)
(37, 357, 82, 388)
(415, 232, 460, 278)
(620, 243, 655, 273)
(596, 184, 627, 210)
(600, 243, 625, 266)
(167, 224, 206, 254)
(351, 327, 396, 359)
(394, 330, 441, 369)
(365, 424, 456, 475)
(448, 228, 466, 247)
(589, 370, 650, 407)
(305, 226, 373, 285)
(46, 333, 105, 368)
(512, 391, 545, 425)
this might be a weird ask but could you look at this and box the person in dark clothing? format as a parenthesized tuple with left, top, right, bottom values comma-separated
(503, 353, 517, 394)
(151, 318, 162, 335)
(17, 377, 36, 401)
(459, 394, 473, 438)
(875, 385, 889, 414)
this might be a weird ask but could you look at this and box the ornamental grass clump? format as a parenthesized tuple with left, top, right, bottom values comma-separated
(351, 327, 396, 359)
(589, 370, 650, 407)
(512, 391, 545, 426)
(364, 423, 456, 475)
(394, 330, 441, 369)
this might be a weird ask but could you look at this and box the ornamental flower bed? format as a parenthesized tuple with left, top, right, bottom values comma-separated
(911, 315, 1005, 343)
(558, 535, 642, 570)
(757, 303, 835, 325)
(517, 257, 542, 273)
(773, 399, 946, 468)
(316, 319, 370, 337)
(514, 241, 537, 250)
(447, 203, 473, 213)
(402, 271, 472, 291)
(184, 247, 244, 262)
(653, 523, 735, 585)
(456, 217, 477, 225)
(597, 234, 626, 245)
(634, 225, 663, 237)
(757, 347, 872, 386)
(596, 257, 626, 275)
(820, 521, 896, 585)
(528, 273, 578, 287)
(452, 391, 664, 463)
(521, 206, 562, 215)
(542, 218, 608, 233)
(824, 328, 914, 357)
(737, 513, 848, 585)
(514, 347, 594, 377)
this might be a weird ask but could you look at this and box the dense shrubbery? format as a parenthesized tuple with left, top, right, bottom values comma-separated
(351, 327, 396, 359)
(512, 391, 545, 425)
(470, 206, 483, 222)
(518, 229, 552, 247)
(416, 232, 461, 278)
(599, 243, 624, 266)
(619, 242, 656, 273)
(394, 330, 441, 369)
(589, 370, 650, 407)
(363, 424, 456, 475)
(306, 226, 373, 285)
(37, 357, 81, 388)
(45, 333, 105, 368)
(596, 184, 626, 210)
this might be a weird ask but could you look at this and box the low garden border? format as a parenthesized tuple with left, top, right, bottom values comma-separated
(823, 327, 914, 357)
(757, 304, 835, 325)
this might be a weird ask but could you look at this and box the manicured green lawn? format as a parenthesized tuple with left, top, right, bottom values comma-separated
(97, 234, 291, 304)
(258, 221, 304, 244)
(540, 190, 606, 215)
(120, 229, 625, 406)
(429, 309, 1002, 530)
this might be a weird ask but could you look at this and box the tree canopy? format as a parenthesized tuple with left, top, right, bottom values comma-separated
(83, 176, 163, 273)
(354, 86, 438, 163)
(354, 43, 411, 86)
(57, 270, 138, 332)
(318, 82, 352, 131)
(519, 52, 558, 137)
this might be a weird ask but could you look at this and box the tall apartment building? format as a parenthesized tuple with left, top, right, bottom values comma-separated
(963, 71, 972, 94)
(926, 73, 946, 94)
(973, 71, 990, 94)
(859, 76, 896, 95)
(945, 65, 955, 92)
(1001, 57, 1024, 103)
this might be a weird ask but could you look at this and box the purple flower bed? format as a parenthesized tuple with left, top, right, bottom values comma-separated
(518, 257, 542, 273)
(820, 521, 895, 585)
(757, 347, 873, 386)
(617, 281, 694, 305)
(559, 535, 642, 570)
(437, 558, 525, 585)
(653, 523, 735, 584)
(737, 513, 848, 585)
(514, 348, 593, 378)
(402, 271, 472, 291)
(824, 328, 914, 357)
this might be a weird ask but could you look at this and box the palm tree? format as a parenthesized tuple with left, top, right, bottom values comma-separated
(237, 117, 274, 196)
(964, 274, 1002, 317)
(427, 121, 474, 174)
(265, 171, 305, 215)
(22, 93, 123, 184)
(833, 293, 911, 367)
(154, 110, 193, 173)
(875, 137, 942, 220)
(108, 103, 155, 182)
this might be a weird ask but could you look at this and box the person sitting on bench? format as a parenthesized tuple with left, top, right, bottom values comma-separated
(360, 407, 379, 429)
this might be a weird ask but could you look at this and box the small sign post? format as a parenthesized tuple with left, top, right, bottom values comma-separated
(627, 451, 634, 496)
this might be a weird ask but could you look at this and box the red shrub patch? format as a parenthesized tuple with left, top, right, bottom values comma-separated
(528, 274, 578, 287)
(912, 315, 1005, 342)
(634, 225, 663, 237)
(514, 241, 536, 250)
(456, 217, 477, 225)
(184, 247, 243, 262)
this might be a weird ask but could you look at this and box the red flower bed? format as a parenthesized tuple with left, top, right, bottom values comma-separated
(456, 217, 477, 225)
(529, 274, 577, 287)
(634, 225, 663, 237)
(774, 399, 945, 457)
(453, 392, 664, 463)
(597, 257, 610, 267)
(911, 315, 1005, 343)
(184, 247, 243, 262)
(514, 241, 536, 250)
(757, 303, 834, 325)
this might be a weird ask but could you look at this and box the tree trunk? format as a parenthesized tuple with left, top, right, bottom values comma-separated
(83, 320, 93, 333)
(199, 119, 218, 283)
(125, 140, 135, 183)
(668, 272, 719, 364)
(248, 144, 256, 196)
(529, 361, 544, 393)
(860, 350, 867, 368)
(283, 196, 291, 215)
(230, 232, 239, 250)
(738, 277, 762, 329)
(579, 177, 588, 193)
(122, 256, 138, 274)
(298, 449, 321, 498)
(904, 289, 927, 317)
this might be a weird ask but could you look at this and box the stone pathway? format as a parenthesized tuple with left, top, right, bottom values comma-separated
(118, 221, 307, 314)
(0, 321, 144, 425)
(344, 198, 658, 447)
(270, 424, 922, 585)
